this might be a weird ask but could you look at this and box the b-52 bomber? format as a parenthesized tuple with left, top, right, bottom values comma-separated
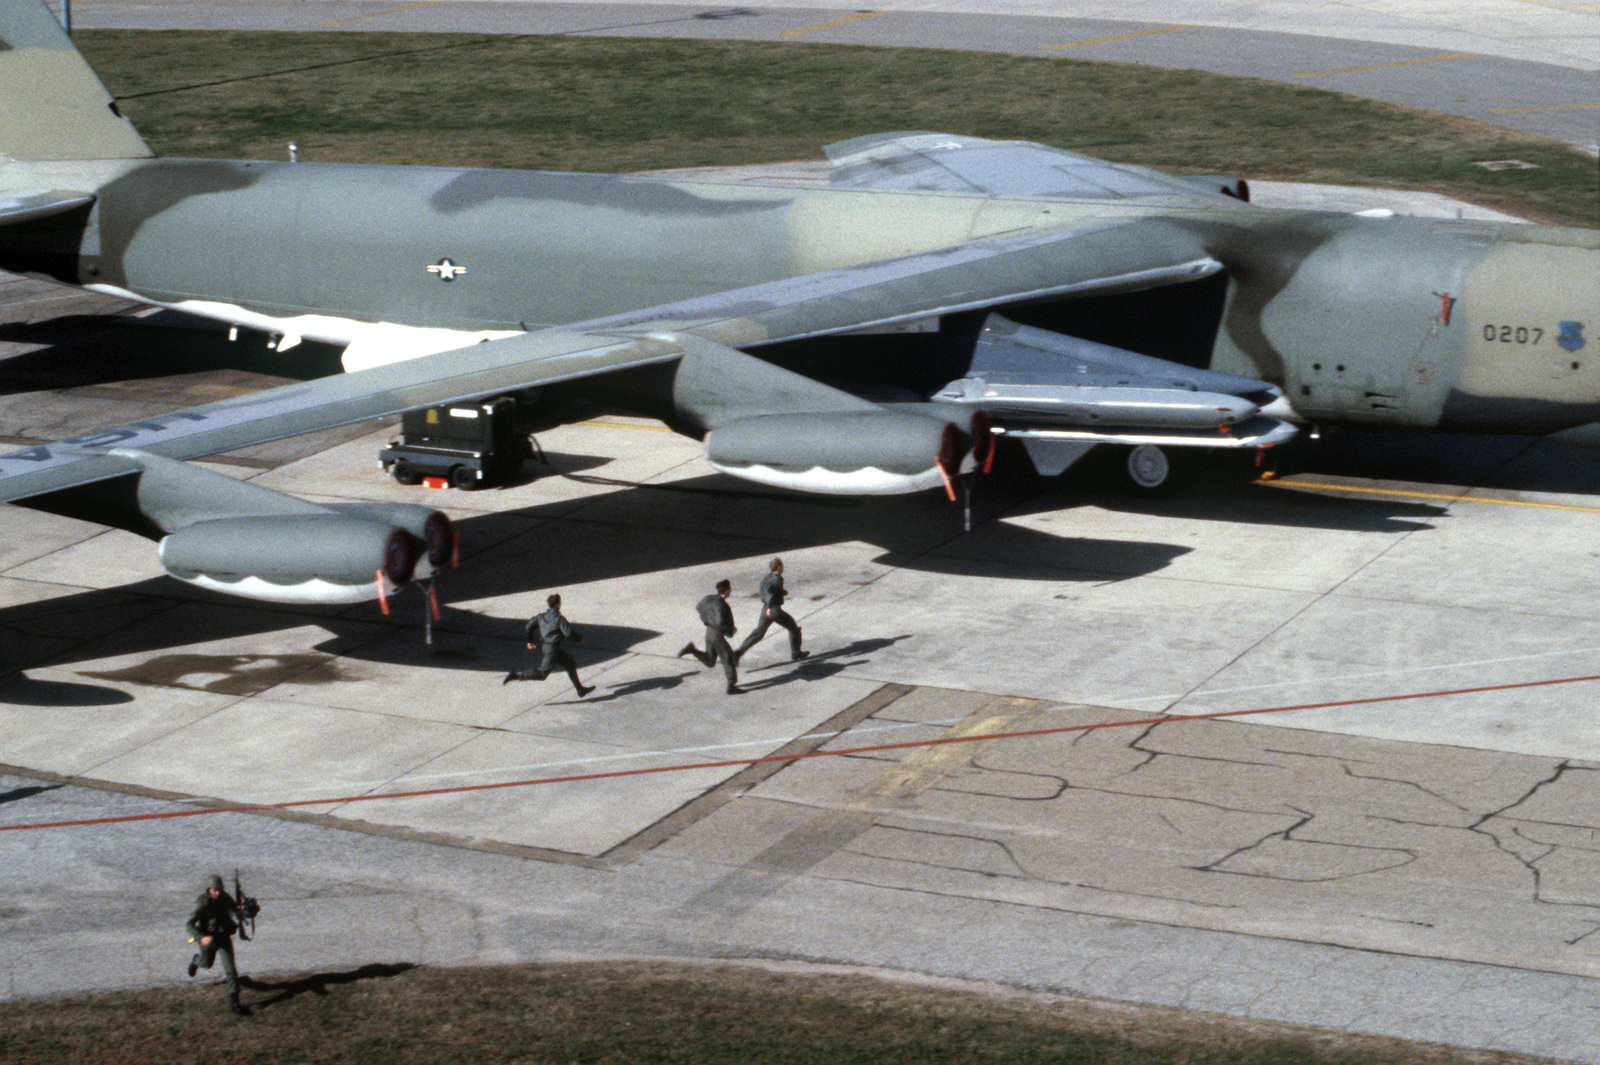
(0, 0, 1595, 608)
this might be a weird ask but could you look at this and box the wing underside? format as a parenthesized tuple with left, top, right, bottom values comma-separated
(0, 329, 692, 502)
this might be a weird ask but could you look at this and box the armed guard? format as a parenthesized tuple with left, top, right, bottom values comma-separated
(185, 872, 258, 1015)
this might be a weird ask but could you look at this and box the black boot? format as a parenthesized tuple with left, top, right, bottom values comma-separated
(229, 993, 246, 1016)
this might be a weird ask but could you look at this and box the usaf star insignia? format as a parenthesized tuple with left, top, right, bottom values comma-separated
(427, 258, 466, 282)
(1558, 321, 1586, 353)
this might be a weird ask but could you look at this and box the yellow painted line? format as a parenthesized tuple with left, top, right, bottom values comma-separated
(1043, 25, 1184, 50)
(316, 2, 442, 28)
(1269, 478, 1600, 514)
(776, 11, 884, 37)
(1298, 52, 1477, 78)
(860, 697, 1040, 803)
(1489, 101, 1600, 114)
(581, 419, 677, 434)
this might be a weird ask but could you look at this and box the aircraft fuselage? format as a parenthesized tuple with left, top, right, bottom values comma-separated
(2, 156, 1597, 435)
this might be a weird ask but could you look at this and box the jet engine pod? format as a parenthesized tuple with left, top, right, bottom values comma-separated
(157, 514, 430, 604)
(705, 410, 955, 495)
(330, 502, 458, 569)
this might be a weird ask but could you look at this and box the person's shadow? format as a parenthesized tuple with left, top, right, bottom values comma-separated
(238, 963, 415, 1011)
(581, 669, 701, 703)
(578, 635, 913, 698)
(0, 784, 64, 805)
(733, 634, 917, 691)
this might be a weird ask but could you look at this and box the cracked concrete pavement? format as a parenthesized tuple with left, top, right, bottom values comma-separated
(7, 683, 1600, 1057)
(716, 694, 1600, 978)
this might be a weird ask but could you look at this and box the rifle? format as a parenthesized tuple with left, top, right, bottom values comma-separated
(233, 868, 261, 941)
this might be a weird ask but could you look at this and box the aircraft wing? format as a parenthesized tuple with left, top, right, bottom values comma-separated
(0, 215, 1220, 505)
(823, 131, 1245, 202)
(0, 328, 695, 503)
(577, 214, 1219, 344)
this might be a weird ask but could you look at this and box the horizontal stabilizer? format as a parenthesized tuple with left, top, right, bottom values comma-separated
(0, 190, 95, 226)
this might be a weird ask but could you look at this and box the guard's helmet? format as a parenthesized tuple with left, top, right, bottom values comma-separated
(208, 874, 224, 891)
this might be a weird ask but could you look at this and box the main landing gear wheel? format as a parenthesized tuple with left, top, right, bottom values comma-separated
(1123, 444, 1173, 493)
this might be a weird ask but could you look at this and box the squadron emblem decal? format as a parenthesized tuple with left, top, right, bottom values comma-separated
(1558, 321, 1587, 353)
(427, 258, 467, 282)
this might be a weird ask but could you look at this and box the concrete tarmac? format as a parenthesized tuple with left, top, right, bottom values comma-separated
(65, 0, 1600, 148)
(5, 4, 1600, 1059)
(4, 177, 1600, 1061)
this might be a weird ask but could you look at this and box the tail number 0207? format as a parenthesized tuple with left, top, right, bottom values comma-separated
(1482, 324, 1545, 345)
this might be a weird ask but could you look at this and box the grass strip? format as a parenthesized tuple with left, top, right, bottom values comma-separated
(0, 960, 1556, 1064)
(76, 31, 1599, 227)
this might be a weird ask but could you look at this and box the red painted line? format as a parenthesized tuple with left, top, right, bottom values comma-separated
(5, 673, 1596, 833)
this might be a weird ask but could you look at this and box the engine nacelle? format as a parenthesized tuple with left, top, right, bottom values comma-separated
(157, 513, 443, 605)
(705, 411, 954, 495)
(87, 448, 459, 606)
(330, 502, 459, 570)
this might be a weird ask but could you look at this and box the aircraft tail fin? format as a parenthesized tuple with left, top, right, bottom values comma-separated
(0, 0, 152, 161)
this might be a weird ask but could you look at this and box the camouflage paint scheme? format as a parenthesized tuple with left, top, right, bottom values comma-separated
(0, 0, 1595, 604)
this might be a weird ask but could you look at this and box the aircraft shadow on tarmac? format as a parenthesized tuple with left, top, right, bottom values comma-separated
(2, 433, 1530, 702)
(1264, 429, 1600, 497)
(0, 673, 135, 706)
(0, 476, 1180, 705)
(1023, 427, 1600, 531)
(442, 468, 1195, 599)
(0, 314, 348, 392)
(238, 962, 416, 1011)
(1048, 467, 1447, 533)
